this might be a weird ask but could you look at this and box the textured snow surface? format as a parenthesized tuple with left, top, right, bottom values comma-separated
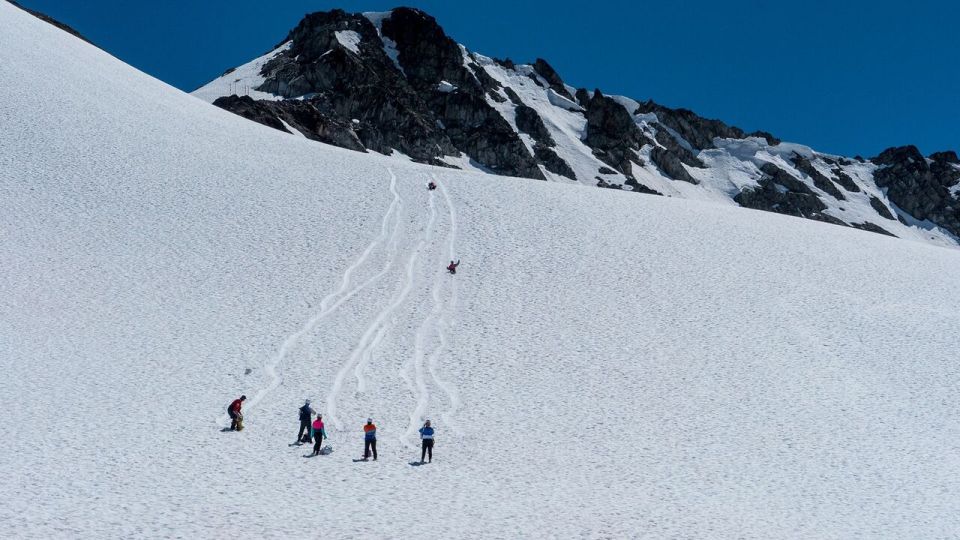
(4, 3, 960, 537)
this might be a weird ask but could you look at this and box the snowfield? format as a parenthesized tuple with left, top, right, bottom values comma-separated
(3, 2, 960, 538)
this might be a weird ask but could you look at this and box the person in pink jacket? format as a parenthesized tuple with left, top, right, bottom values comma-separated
(310, 415, 326, 456)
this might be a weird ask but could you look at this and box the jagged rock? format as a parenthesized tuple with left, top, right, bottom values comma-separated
(487, 90, 507, 103)
(515, 105, 555, 147)
(809, 213, 849, 226)
(930, 150, 959, 164)
(851, 222, 897, 237)
(436, 91, 544, 179)
(584, 90, 648, 177)
(382, 8, 483, 95)
(869, 196, 895, 220)
(532, 58, 575, 101)
(831, 168, 860, 192)
(598, 167, 616, 175)
(648, 129, 704, 184)
(872, 145, 960, 236)
(735, 163, 827, 217)
(534, 144, 576, 180)
(575, 88, 591, 108)
(650, 146, 696, 184)
(635, 100, 745, 150)
(791, 153, 844, 200)
(494, 57, 516, 70)
(213, 95, 366, 152)
(622, 177, 662, 195)
(747, 130, 781, 146)
(502, 87, 523, 106)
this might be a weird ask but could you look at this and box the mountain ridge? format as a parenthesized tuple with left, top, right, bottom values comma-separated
(193, 6, 960, 246)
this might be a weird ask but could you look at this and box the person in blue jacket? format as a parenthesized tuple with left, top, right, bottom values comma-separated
(419, 420, 434, 463)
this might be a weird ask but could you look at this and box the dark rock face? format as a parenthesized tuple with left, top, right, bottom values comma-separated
(930, 151, 959, 164)
(213, 95, 367, 152)
(869, 196, 895, 220)
(532, 58, 575, 101)
(851, 222, 896, 237)
(872, 145, 960, 236)
(747, 131, 782, 146)
(436, 91, 544, 179)
(583, 90, 649, 177)
(634, 101, 749, 150)
(831, 168, 860, 192)
(215, 7, 546, 179)
(649, 129, 704, 184)
(534, 144, 575, 180)
(515, 105, 555, 147)
(575, 88, 591, 108)
(735, 163, 828, 218)
(502, 87, 523, 106)
(791, 154, 844, 200)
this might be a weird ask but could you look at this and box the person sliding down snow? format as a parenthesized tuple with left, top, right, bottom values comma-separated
(427, 181, 437, 191)
(419, 420, 435, 463)
(311, 415, 327, 456)
(228, 395, 246, 431)
(297, 400, 315, 444)
(447, 260, 460, 274)
(363, 418, 378, 461)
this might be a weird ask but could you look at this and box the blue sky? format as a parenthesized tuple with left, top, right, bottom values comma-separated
(18, 0, 959, 157)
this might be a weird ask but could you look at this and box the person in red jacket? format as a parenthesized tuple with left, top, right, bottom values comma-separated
(447, 260, 460, 274)
(228, 395, 246, 431)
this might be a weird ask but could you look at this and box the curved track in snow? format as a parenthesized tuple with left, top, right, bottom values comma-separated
(226, 169, 402, 423)
(326, 173, 438, 431)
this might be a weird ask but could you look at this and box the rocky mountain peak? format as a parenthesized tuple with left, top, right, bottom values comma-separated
(192, 6, 960, 247)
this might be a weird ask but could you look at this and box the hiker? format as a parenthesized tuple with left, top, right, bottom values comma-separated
(311, 415, 326, 456)
(447, 260, 460, 274)
(427, 181, 437, 191)
(228, 395, 246, 431)
(297, 399, 315, 443)
(419, 420, 435, 463)
(363, 418, 378, 461)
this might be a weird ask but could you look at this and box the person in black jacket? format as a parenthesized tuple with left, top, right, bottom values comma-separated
(296, 399, 315, 444)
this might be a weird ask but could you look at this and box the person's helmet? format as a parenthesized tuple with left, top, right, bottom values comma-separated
(240, 395, 247, 400)
(367, 417, 372, 423)
(425, 419, 431, 425)
(305, 399, 311, 404)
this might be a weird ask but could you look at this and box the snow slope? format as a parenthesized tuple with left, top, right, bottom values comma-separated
(4, 2, 960, 537)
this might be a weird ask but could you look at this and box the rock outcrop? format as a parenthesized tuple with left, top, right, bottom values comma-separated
(872, 146, 960, 237)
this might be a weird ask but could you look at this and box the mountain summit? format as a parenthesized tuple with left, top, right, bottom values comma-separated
(193, 7, 960, 246)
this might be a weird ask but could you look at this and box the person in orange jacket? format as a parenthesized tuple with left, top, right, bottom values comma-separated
(362, 418, 378, 461)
